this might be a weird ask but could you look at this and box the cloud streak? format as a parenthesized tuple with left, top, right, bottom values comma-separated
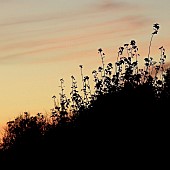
(1, 12, 152, 48)
(0, 14, 153, 64)
(95, 0, 140, 11)
(0, 0, 159, 65)
(0, 0, 142, 27)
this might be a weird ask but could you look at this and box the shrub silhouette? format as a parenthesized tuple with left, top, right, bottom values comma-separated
(0, 23, 169, 163)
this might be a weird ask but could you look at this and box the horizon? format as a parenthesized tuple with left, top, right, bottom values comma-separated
(0, 0, 170, 132)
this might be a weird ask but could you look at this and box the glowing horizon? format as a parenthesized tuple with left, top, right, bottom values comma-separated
(0, 0, 170, 132)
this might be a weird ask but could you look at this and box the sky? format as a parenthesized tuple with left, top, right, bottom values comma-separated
(0, 0, 170, 134)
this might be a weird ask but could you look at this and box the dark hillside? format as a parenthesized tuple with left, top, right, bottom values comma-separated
(0, 23, 169, 164)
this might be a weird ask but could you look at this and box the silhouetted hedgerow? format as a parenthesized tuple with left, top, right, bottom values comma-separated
(0, 23, 169, 163)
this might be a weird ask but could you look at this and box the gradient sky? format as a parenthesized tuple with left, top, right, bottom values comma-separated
(0, 0, 170, 133)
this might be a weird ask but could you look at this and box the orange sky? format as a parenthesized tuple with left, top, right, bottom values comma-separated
(0, 0, 170, 135)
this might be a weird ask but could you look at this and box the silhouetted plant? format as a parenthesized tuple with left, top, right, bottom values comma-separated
(59, 78, 70, 113)
(1, 112, 48, 151)
(162, 67, 170, 97)
(147, 23, 160, 71)
(98, 48, 106, 78)
(92, 69, 103, 96)
(70, 75, 84, 113)
(79, 65, 92, 108)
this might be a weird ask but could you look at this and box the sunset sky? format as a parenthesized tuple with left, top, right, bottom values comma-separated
(0, 0, 170, 132)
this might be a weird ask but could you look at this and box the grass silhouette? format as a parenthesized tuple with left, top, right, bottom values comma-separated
(0, 23, 169, 164)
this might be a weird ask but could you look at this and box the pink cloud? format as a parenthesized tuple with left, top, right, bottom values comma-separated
(0, 0, 156, 65)
(0, 15, 153, 64)
(93, 0, 141, 12)
(0, 0, 142, 27)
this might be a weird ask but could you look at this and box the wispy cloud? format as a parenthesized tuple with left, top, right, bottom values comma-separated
(0, 13, 152, 48)
(0, 0, 142, 27)
(0, 14, 153, 64)
(92, 0, 142, 14)
(0, 14, 64, 27)
(96, 0, 137, 11)
(0, 0, 154, 65)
